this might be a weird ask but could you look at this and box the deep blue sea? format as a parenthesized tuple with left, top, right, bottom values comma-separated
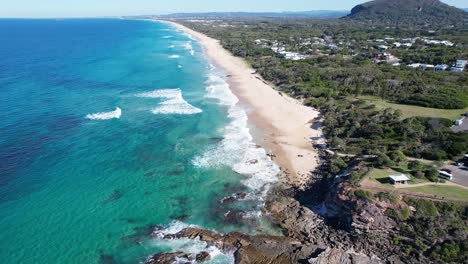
(0, 19, 279, 263)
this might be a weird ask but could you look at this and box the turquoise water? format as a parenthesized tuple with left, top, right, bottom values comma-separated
(0, 19, 279, 263)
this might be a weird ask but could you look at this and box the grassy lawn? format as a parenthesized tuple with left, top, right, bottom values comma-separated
(366, 167, 428, 186)
(359, 96, 468, 120)
(405, 185, 468, 200)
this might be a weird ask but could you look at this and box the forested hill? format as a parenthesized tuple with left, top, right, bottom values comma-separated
(345, 0, 467, 26)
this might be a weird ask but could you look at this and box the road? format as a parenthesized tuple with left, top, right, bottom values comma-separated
(443, 163, 468, 187)
(451, 117, 468, 132)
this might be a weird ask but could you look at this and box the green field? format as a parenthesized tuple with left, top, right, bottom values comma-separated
(359, 96, 468, 120)
(406, 185, 468, 200)
(367, 167, 428, 185)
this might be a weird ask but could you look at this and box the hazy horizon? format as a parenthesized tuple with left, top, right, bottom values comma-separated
(0, 0, 466, 18)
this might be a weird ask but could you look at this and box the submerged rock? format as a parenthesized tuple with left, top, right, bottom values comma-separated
(223, 210, 246, 225)
(195, 251, 211, 262)
(220, 192, 247, 203)
(145, 252, 193, 264)
(102, 190, 122, 204)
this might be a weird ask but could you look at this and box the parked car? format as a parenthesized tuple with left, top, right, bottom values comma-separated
(439, 171, 453, 180)
(441, 168, 452, 173)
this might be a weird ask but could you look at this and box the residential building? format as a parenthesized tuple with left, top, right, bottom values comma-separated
(435, 64, 448, 71)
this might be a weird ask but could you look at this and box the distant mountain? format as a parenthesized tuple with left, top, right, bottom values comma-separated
(345, 0, 467, 26)
(159, 10, 349, 19)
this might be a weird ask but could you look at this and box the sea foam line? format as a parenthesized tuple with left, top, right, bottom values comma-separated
(136, 89, 202, 115)
(85, 107, 121, 120)
(192, 70, 279, 197)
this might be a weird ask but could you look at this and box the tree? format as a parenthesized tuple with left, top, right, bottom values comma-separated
(408, 160, 424, 172)
(425, 167, 439, 182)
(389, 150, 407, 165)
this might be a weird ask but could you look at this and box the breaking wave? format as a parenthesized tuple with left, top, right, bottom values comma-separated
(85, 107, 121, 120)
(183, 41, 195, 56)
(149, 221, 234, 264)
(168, 54, 180, 59)
(192, 71, 279, 196)
(136, 89, 202, 115)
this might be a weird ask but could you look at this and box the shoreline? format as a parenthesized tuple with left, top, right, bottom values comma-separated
(161, 20, 323, 189)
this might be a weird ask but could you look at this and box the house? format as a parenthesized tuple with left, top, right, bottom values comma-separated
(419, 64, 434, 70)
(402, 43, 413, 48)
(435, 64, 448, 71)
(408, 63, 421, 68)
(451, 67, 464, 72)
(378, 45, 389, 50)
(389, 174, 410, 185)
(393, 42, 402, 47)
(455, 60, 467, 68)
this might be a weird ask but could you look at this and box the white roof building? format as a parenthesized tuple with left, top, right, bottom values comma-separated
(408, 63, 421, 68)
(389, 174, 410, 184)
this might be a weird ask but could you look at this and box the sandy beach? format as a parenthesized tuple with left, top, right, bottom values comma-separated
(162, 20, 323, 189)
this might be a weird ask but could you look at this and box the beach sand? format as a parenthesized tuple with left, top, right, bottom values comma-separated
(163, 20, 323, 189)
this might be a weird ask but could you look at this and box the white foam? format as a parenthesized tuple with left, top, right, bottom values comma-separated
(162, 35, 173, 39)
(182, 41, 195, 56)
(85, 107, 121, 120)
(168, 54, 180, 59)
(136, 89, 202, 115)
(149, 221, 235, 264)
(169, 45, 175, 48)
(192, 71, 279, 196)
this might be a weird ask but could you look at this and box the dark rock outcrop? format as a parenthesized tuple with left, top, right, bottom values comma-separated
(195, 251, 211, 262)
(220, 192, 247, 203)
(145, 252, 193, 264)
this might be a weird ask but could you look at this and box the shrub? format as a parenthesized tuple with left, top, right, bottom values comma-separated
(430, 241, 462, 263)
(408, 160, 424, 171)
(376, 192, 398, 204)
(400, 207, 411, 221)
(354, 189, 371, 199)
(414, 199, 438, 218)
(424, 167, 439, 182)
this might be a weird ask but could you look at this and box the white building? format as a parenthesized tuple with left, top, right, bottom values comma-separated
(378, 45, 389, 50)
(408, 63, 421, 68)
(435, 64, 449, 71)
(389, 174, 410, 185)
(419, 64, 435, 70)
(455, 60, 467, 68)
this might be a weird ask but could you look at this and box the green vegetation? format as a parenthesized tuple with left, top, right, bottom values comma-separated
(430, 240, 468, 263)
(376, 192, 398, 204)
(346, 0, 467, 27)
(354, 189, 371, 199)
(179, 10, 468, 263)
(407, 185, 468, 200)
(360, 96, 468, 120)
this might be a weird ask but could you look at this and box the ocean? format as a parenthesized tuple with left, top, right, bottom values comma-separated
(0, 19, 279, 263)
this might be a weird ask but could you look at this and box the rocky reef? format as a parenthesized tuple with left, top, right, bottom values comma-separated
(142, 178, 408, 263)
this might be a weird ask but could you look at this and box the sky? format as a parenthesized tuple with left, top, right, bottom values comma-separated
(0, 0, 466, 18)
